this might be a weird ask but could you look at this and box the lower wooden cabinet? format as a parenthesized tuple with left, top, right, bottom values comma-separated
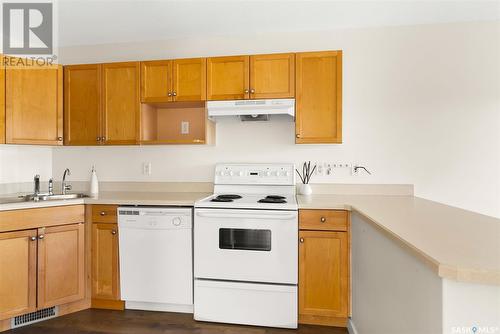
(0, 222, 85, 320)
(0, 230, 37, 320)
(91, 205, 124, 310)
(37, 224, 85, 308)
(298, 210, 350, 327)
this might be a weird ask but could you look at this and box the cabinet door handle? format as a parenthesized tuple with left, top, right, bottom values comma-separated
(96, 136, 101, 142)
(30, 236, 37, 241)
(168, 92, 172, 97)
(250, 89, 255, 94)
(299, 238, 304, 243)
(172, 92, 177, 97)
(244, 89, 249, 94)
(296, 134, 301, 139)
(111, 230, 117, 235)
(38, 235, 44, 240)
(320, 217, 326, 223)
(100, 211, 107, 216)
(57, 137, 63, 141)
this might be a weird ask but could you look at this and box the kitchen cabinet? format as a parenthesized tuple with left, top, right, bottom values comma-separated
(37, 223, 85, 308)
(207, 53, 295, 101)
(0, 55, 5, 144)
(207, 56, 249, 100)
(141, 58, 206, 103)
(5, 57, 63, 145)
(91, 205, 124, 310)
(101, 62, 140, 145)
(295, 51, 342, 144)
(249, 53, 295, 99)
(299, 209, 350, 327)
(64, 64, 102, 145)
(0, 230, 37, 320)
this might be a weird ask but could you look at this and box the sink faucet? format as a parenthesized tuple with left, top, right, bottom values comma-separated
(48, 178, 54, 195)
(33, 174, 40, 196)
(62, 168, 72, 195)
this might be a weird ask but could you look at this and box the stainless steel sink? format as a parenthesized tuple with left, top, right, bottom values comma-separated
(0, 193, 87, 205)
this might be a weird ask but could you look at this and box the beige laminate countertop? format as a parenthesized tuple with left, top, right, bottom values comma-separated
(0, 191, 211, 211)
(298, 194, 500, 286)
(1, 191, 498, 285)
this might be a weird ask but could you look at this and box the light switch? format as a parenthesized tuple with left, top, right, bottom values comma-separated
(181, 121, 189, 134)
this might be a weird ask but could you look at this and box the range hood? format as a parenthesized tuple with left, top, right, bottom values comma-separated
(207, 99, 295, 120)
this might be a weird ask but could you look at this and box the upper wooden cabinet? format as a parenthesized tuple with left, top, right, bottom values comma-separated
(64, 64, 102, 145)
(0, 229, 37, 320)
(207, 56, 249, 100)
(0, 55, 5, 144)
(37, 223, 85, 308)
(101, 62, 140, 145)
(5, 58, 63, 145)
(250, 53, 295, 99)
(141, 58, 206, 103)
(207, 53, 295, 101)
(295, 51, 342, 144)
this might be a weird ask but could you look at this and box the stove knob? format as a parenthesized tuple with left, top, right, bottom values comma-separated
(285, 171, 290, 177)
(217, 170, 224, 176)
(238, 171, 244, 176)
(271, 171, 278, 176)
(229, 171, 234, 176)
(172, 217, 182, 226)
(264, 171, 271, 176)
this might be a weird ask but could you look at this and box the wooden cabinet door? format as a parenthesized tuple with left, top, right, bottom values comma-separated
(5, 60, 63, 145)
(172, 58, 206, 102)
(295, 51, 342, 144)
(299, 230, 348, 320)
(0, 230, 37, 320)
(0, 55, 5, 144)
(141, 60, 172, 103)
(250, 53, 295, 99)
(64, 64, 102, 145)
(207, 56, 249, 100)
(92, 223, 120, 301)
(37, 224, 85, 308)
(102, 62, 140, 145)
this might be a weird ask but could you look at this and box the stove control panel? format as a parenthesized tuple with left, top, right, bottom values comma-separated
(214, 163, 295, 185)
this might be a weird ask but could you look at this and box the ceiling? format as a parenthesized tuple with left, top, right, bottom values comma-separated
(57, 0, 500, 47)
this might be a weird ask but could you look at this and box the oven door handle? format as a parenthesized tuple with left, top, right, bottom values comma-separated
(196, 212, 296, 220)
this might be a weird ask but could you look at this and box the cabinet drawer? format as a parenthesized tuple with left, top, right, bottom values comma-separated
(299, 210, 347, 231)
(92, 205, 118, 223)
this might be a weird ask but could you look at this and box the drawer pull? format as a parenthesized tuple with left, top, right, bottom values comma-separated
(38, 235, 44, 240)
(111, 230, 117, 235)
(299, 238, 304, 243)
(320, 217, 326, 223)
(30, 236, 36, 241)
(100, 211, 107, 216)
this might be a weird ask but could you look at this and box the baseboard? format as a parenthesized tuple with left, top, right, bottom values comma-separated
(299, 314, 347, 327)
(91, 299, 125, 310)
(0, 298, 90, 332)
(125, 301, 193, 314)
(347, 318, 358, 334)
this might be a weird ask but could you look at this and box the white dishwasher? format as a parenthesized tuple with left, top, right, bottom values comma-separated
(118, 207, 193, 313)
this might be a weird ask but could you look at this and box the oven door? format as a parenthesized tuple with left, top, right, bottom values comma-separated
(194, 208, 298, 284)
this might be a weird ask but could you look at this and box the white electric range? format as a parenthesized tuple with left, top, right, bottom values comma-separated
(193, 163, 298, 329)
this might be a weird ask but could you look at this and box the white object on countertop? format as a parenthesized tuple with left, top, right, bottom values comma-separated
(299, 183, 312, 195)
(90, 166, 99, 197)
(118, 207, 193, 313)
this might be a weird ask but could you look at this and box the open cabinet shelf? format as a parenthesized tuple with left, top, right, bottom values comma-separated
(140, 101, 215, 145)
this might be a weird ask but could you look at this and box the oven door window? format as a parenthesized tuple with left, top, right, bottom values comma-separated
(219, 228, 271, 251)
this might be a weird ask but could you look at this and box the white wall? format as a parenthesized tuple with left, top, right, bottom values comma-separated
(0, 146, 53, 184)
(350, 212, 443, 334)
(51, 20, 500, 217)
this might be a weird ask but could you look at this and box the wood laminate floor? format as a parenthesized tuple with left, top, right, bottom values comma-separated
(6, 309, 348, 334)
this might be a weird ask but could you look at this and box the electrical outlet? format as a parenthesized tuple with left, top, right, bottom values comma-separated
(181, 121, 189, 134)
(142, 162, 152, 176)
